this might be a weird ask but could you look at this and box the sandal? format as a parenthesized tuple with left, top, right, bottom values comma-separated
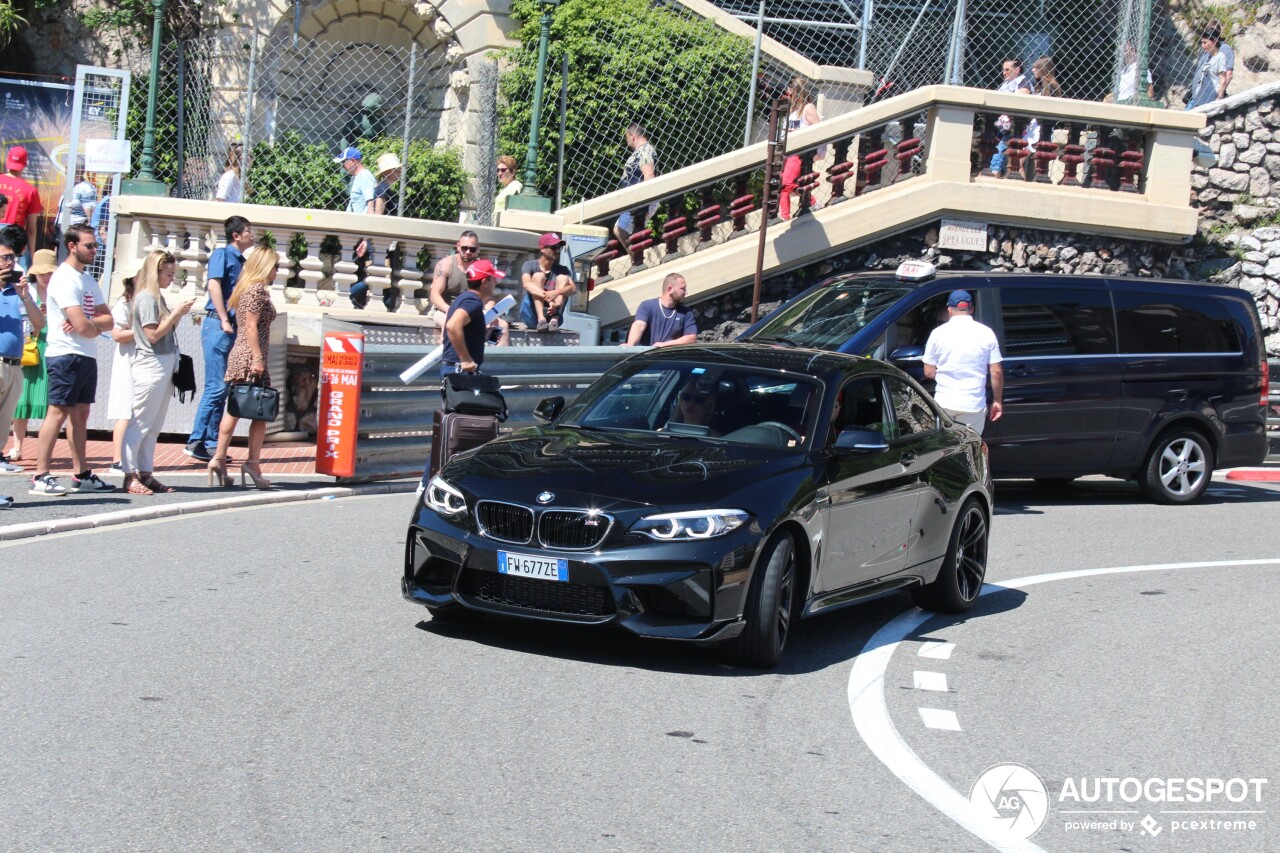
(140, 473, 176, 493)
(122, 474, 154, 496)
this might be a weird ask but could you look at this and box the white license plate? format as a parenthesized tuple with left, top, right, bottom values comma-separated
(497, 551, 568, 582)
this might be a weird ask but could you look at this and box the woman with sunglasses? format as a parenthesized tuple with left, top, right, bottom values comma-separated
(664, 380, 720, 435)
(208, 249, 278, 490)
(493, 155, 523, 214)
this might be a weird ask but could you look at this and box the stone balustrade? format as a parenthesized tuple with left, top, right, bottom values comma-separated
(558, 85, 1204, 292)
(110, 196, 542, 339)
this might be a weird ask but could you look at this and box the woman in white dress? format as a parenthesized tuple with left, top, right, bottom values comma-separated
(215, 144, 243, 203)
(107, 258, 143, 470)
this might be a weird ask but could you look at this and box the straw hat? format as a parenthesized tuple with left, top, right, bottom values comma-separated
(375, 152, 403, 179)
(28, 249, 57, 276)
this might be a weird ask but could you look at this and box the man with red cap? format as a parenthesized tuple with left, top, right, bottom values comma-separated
(923, 289, 1003, 435)
(441, 259, 504, 378)
(520, 232, 576, 332)
(0, 147, 43, 254)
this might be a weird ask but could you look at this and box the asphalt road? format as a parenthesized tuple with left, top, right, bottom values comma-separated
(2, 476, 1278, 853)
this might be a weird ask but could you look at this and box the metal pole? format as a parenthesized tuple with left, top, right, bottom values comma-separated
(520, 1, 556, 192)
(744, 0, 766, 147)
(175, 39, 186, 197)
(555, 53, 568, 210)
(1136, 0, 1155, 106)
(752, 99, 784, 325)
(137, 0, 167, 181)
(399, 43, 417, 218)
(879, 0, 933, 94)
(953, 0, 967, 85)
(858, 0, 873, 69)
(241, 34, 259, 183)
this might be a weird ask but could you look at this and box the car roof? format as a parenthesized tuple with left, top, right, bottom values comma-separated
(810, 268, 1247, 296)
(630, 342, 869, 376)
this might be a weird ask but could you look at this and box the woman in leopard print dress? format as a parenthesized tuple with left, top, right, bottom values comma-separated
(208, 248, 278, 489)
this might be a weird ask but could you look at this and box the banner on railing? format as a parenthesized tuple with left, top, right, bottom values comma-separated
(316, 332, 365, 478)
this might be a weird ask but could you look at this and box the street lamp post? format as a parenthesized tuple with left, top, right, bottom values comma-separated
(121, 0, 170, 196)
(507, 0, 559, 213)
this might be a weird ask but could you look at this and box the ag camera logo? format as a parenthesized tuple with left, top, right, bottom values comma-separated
(970, 763, 1050, 839)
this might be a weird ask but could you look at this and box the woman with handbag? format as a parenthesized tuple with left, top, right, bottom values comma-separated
(208, 248, 278, 489)
(121, 250, 194, 495)
(3, 249, 55, 466)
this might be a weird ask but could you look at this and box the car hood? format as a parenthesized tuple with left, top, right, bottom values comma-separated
(442, 426, 810, 510)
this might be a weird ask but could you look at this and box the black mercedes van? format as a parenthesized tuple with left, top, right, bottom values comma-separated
(740, 262, 1270, 503)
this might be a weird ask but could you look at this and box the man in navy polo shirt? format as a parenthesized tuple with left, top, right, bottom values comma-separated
(625, 272, 698, 347)
(441, 260, 503, 377)
(0, 229, 44, 507)
(186, 215, 254, 461)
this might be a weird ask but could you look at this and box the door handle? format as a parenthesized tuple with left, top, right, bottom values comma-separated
(899, 451, 917, 466)
(1007, 364, 1035, 378)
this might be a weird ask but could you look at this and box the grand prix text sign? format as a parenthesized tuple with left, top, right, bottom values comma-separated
(315, 332, 365, 478)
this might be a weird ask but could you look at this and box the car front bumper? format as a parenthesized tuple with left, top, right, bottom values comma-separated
(403, 508, 764, 642)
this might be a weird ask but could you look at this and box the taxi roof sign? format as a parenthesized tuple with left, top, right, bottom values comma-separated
(895, 260, 937, 282)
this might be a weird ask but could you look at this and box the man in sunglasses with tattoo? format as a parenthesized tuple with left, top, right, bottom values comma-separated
(429, 231, 508, 345)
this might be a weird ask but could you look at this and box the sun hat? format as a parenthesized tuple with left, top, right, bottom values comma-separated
(28, 249, 57, 276)
(375, 152, 402, 179)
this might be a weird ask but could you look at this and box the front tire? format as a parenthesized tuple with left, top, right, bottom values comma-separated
(1140, 428, 1213, 504)
(726, 532, 798, 668)
(912, 498, 988, 613)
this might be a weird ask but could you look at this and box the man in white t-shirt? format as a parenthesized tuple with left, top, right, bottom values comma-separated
(923, 289, 1004, 435)
(30, 223, 116, 495)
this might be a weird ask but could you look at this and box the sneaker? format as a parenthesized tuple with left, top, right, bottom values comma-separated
(0, 459, 22, 473)
(536, 319, 549, 332)
(184, 440, 213, 462)
(0, 494, 12, 508)
(109, 461, 123, 472)
(71, 472, 116, 492)
(547, 317, 560, 332)
(29, 474, 66, 496)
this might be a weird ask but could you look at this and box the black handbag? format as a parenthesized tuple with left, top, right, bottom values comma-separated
(172, 354, 197, 402)
(441, 372, 508, 421)
(227, 383, 280, 422)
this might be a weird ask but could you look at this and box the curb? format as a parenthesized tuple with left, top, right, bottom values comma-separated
(0, 482, 419, 543)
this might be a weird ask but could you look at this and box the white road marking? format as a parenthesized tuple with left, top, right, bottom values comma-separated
(917, 641, 956, 660)
(913, 671, 949, 692)
(918, 708, 961, 730)
(848, 557, 1280, 853)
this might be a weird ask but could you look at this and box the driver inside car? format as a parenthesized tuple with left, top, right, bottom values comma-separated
(663, 379, 721, 435)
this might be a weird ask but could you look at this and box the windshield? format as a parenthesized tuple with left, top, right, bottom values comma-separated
(746, 278, 912, 350)
(562, 361, 823, 450)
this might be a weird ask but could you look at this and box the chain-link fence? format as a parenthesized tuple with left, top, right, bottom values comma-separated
(129, 29, 473, 219)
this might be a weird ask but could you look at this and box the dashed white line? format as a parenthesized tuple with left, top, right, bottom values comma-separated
(918, 708, 962, 730)
(917, 641, 956, 660)
(849, 557, 1280, 853)
(913, 670, 950, 692)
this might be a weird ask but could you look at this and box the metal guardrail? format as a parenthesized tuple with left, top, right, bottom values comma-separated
(348, 344, 636, 482)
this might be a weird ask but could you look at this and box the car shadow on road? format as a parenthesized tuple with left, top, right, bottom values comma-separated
(414, 585, 1032, 677)
(994, 477, 1280, 515)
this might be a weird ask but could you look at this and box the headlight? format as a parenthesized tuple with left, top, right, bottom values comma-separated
(423, 475, 467, 516)
(631, 509, 749, 541)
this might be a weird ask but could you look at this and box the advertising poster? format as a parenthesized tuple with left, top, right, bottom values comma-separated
(0, 78, 74, 246)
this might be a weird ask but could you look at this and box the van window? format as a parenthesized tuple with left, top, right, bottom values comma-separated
(745, 278, 912, 350)
(1113, 293, 1243, 354)
(999, 287, 1117, 357)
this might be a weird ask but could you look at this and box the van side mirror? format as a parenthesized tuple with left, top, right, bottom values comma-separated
(533, 396, 565, 424)
(834, 427, 890, 452)
(889, 344, 924, 364)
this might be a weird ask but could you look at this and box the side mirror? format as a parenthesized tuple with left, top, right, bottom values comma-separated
(834, 427, 890, 452)
(889, 344, 924, 364)
(533, 396, 565, 425)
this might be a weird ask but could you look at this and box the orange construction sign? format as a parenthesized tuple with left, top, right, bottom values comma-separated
(316, 332, 365, 477)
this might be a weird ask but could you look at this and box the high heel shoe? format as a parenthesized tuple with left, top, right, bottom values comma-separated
(207, 456, 234, 488)
(241, 462, 273, 490)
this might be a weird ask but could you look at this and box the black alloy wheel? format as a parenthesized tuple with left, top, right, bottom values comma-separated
(726, 532, 798, 668)
(912, 498, 988, 614)
(1140, 428, 1213, 505)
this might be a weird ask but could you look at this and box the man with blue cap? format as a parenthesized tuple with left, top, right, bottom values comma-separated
(923, 289, 1003, 435)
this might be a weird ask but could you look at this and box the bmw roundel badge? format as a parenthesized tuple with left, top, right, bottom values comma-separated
(536, 491, 555, 504)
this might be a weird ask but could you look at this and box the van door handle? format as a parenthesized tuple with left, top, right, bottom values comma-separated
(1006, 365, 1035, 378)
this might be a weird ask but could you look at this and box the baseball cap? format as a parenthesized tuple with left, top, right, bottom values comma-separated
(28, 249, 57, 276)
(6, 146, 27, 170)
(538, 232, 565, 250)
(465, 259, 506, 282)
(947, 289, 973, 309)
(333, 146, 363, 164)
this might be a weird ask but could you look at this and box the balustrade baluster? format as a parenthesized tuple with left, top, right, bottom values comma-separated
(860, 128, 888, 193)
(296, 233, 325, 305)
(1118, 131, 1145, 193)
(1090, 132, 1118, 190)
(661, 199, 689, 260)
(796, 150, 818, 216)
(329, 237, 359, 309)
(827, 138, 854, 204)
(396, 241, 425, 315)
(363, 237, 393, 311)
(178, 223, 209, 299)
(1059, 123, 1086, 186)
(729, 177, 754, 232)
(695, 188, 722, 249)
